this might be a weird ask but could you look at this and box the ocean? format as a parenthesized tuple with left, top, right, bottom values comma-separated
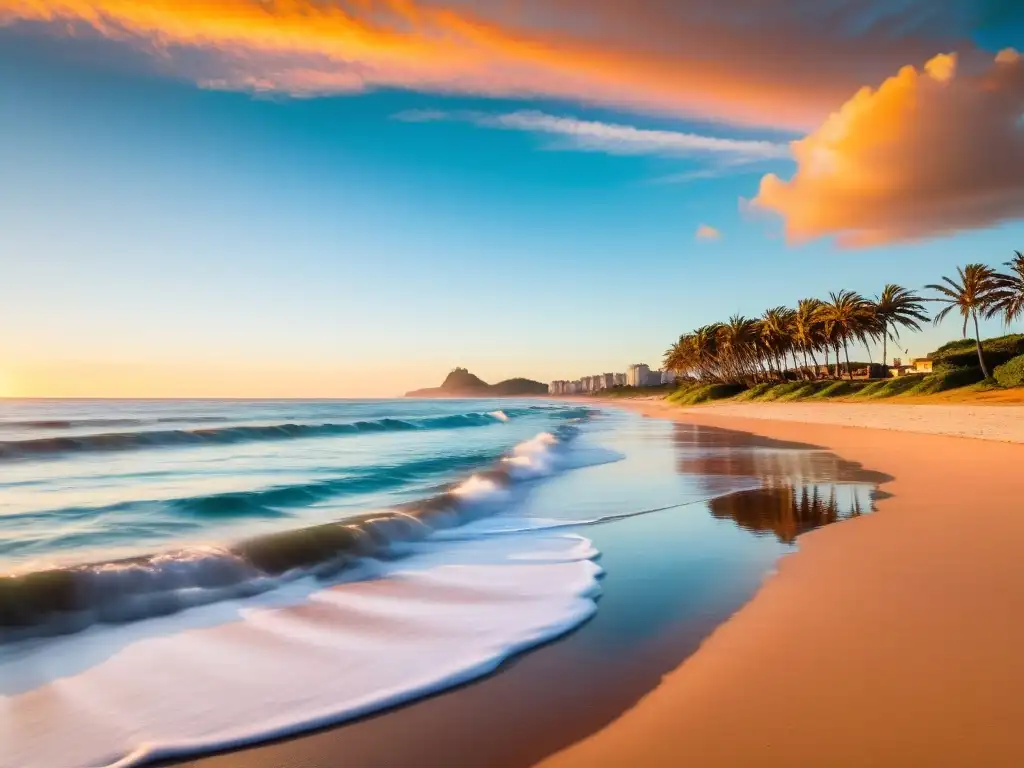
(0, 399, 876, 768)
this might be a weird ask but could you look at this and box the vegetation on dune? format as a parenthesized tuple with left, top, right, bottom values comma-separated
(853, 375, 928, 398)
(929, 334, 1024, 370)
(994, 355, 1024, 388)
(667, 383, 745, 405)
(807, 381, 870, 398)
(659, 250, 1024, 404)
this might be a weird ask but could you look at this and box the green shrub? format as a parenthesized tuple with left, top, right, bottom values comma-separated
(734, 383, 773, 401)
(776, 381, 832, 400)
(873, 375, 929, 397)
(850, 380, 890, 398)
(807, 380, 869, 398)
(994, 354, 1024, 388)
(929, 334, 1024, 370)
(759, 381, 810, 401)
(666, 383, 703, 403)
(674, 383, 746, 405)
(907, 366, 985, 395)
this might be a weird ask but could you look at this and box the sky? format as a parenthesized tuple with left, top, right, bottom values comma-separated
(1, 0, 1023, 397)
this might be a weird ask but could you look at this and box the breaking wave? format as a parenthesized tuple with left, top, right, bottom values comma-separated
(0, 425, 619, 642)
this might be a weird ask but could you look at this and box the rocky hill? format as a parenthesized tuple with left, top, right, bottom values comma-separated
(405, 368, 548, 398)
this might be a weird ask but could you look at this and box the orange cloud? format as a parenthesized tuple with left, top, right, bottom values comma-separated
(0, 1, 983, 130)
(754, 50, 1024, 246)
(695, 224, 722, 241)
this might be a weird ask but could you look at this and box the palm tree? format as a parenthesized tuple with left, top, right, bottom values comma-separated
(820, 291, 872, 380)
(759, 307, 795, 380)
(926, 264, 1000, 378)
(872, 284, 930, 368)
(717, 315, 759, 384)
(987, 251, 1024, 327)
(791, 299, 825, 378)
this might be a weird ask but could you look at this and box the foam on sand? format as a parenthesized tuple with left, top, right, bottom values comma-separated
(0, 531, 602, 768)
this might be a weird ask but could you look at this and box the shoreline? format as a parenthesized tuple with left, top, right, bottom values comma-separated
(175, 399, 1024, 768)
(542, 399, 1024, 766)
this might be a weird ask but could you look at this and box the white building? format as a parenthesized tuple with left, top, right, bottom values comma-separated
(626, 364, 651, 388)
(549, 380, 573, 395)
(661, 370, 677, 385)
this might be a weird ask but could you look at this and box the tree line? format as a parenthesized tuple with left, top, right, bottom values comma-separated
(664, 251, 1024, 384)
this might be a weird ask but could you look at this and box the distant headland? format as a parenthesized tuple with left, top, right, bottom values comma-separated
(405, 368, 548, 398)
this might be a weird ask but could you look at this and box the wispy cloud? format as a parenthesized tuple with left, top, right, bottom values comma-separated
(394, 109, 789, 163)
(695, 224, 722, 241)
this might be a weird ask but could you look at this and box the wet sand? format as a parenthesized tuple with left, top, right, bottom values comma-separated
(542, 400, 1024, 767)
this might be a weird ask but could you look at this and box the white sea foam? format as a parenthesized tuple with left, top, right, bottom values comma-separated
(488, 409, 510, 422)
(0, 532, 601, 768)
(0, 427, 625, 767)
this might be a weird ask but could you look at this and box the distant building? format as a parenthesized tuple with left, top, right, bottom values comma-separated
(644, 369, 664, 386)
(613, 373, 627, 387)
(626, 364, 651, 388)
(912, 358, 934, 374)
(661, 370, 678, 385)
(549, 380, 573, 395)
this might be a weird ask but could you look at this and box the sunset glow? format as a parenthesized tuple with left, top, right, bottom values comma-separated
(1, 1, 1022, 397)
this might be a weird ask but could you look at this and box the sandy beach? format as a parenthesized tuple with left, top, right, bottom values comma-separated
(541, 399, 1024, 767)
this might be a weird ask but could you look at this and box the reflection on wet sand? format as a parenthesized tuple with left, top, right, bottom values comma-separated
(673, 423, 883, 543)
(708, 485, 869, 544)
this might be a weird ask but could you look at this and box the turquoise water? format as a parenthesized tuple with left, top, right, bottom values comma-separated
(0, 399, 581, 569)
(0, 399, 877, 768)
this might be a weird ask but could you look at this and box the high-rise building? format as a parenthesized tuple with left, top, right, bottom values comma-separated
(626, 364, 651, 387)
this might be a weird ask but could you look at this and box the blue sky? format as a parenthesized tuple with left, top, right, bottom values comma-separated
(1, 2, 1022, 396)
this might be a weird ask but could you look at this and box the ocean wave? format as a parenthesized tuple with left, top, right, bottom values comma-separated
(2, 416, 230, 430)
(0, 410, 527, 461)
(0, 425, 612, 642)
(2, 450, 502, 531)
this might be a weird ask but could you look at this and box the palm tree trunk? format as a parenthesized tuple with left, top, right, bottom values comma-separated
(823, 346, 830, 379)
(881, 321, 888, 369)
(802, 350, 810, 380)
(843, 340, 853, 380)
(808, 348, 821, 379)
(973, 311, 990, 378)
